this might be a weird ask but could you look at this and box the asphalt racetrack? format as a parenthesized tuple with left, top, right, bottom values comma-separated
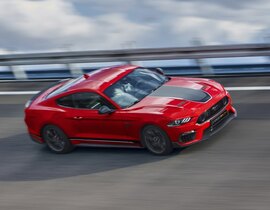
(0, 76, 270, 210)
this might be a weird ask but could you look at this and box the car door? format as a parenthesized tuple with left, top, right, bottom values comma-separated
(57, 92, 128, 140)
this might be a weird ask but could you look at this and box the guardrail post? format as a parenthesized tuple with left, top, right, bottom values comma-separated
(195, 59, 214, 75)
(192, 39, 214, 75)
(66, 63, 84, 77)
(9, 65, 28, 80)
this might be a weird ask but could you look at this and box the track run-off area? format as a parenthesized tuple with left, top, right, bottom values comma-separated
(0, 76, 269, 210)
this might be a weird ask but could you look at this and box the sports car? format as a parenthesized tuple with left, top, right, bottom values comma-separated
(24, 65, 236, 155)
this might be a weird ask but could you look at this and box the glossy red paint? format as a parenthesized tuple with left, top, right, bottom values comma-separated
(24, 65, 236, 150)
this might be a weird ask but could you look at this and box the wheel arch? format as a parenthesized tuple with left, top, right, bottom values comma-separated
(39, 122, 68, 138)
(139, 122, 170, 147)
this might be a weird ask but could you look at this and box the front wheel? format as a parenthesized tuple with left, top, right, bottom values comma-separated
(42, 125, 74, 154)
(142, 125, 173, 155)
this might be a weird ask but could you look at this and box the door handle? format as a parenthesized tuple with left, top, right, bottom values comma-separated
(73, 116, 83, 120)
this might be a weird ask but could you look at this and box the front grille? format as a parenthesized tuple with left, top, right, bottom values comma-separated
(197, 96, 229, 124)
(211, 110, 229, 129)
(202, 111, 235, 140)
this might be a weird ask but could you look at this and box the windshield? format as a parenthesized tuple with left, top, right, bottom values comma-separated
(104, 68, 169, 108)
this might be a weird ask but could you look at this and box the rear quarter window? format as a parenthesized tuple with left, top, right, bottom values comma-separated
(46, 77, 83, 99)
(57, 95, 74, 107)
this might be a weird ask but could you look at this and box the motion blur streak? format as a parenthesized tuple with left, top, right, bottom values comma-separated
(226, 86, 270, 90)
(0, 91, 39, 95)
(0, 76, 269, 210)
(1, 86, 270, 95)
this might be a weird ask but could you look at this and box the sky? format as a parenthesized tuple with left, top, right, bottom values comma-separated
(0, 0, 269, 54)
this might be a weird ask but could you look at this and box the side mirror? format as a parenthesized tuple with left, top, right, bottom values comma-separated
(155, 68, 165, 75)
(98, 105, 115, 114)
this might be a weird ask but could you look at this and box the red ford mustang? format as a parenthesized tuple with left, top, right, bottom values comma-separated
(24, 65, 236, 155)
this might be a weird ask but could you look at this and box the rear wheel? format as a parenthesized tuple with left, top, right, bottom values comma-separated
(142, 125, 173, 155)
(42, 125, 74, 154)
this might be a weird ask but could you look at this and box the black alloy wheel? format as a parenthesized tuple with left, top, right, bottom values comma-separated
(142, 125, 173, 155)
(42, 125, 74, 154)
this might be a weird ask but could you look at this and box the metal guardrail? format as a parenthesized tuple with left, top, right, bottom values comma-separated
(1, 64, 270, 81)
(0, 43, 270, 80)
(1, 43, 270, 65)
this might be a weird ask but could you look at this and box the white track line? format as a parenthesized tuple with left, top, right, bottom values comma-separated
(0, 91, 39, 95)
(0, 86, 270, 95)
(225, 86, 270, 91)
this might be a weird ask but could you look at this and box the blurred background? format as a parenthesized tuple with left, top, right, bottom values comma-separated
(1, 0, 270, 79)
(0, 1, 270, 210)
(1, 0, 270, 53)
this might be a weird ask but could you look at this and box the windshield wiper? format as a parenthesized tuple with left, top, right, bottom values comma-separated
(151, 83, 163, 93)
(127, 99, 140, 108)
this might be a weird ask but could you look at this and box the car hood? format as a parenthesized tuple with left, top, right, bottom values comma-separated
(130, 77, 226, 117)
(154, 76, 224, 99)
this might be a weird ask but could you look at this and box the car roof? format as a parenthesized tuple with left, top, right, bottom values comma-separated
(68, 65, 139, 93)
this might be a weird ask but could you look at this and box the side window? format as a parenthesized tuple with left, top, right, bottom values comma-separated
(72, 92, 106, 109)
(57, 92, 111, 110)
(57, 95, 74, 107)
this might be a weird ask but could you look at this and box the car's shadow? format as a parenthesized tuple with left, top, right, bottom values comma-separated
(0, 133, 181, 182)
(0, 121, 235, 182)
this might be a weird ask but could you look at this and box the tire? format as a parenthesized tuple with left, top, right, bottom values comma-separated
(142, 125, 173, 155)
(42, 125, 74, 154)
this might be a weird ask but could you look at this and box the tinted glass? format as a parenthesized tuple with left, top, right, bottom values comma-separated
(57, 94, 74, 107)
(104, 68, 168, 108)
(57, 92, 109, 109)
(47, 77, 84, 99)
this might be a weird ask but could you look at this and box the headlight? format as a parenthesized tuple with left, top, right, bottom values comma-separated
(168, 117, 191, 127)
(25, 100, 32, 108)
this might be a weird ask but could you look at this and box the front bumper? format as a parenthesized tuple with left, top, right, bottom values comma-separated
(171, 104, 237, 148)
(29, 133, 44, 144)
(201, 110, 236, 141)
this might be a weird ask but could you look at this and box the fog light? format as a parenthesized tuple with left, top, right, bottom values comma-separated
(179, 131, 196, 143)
